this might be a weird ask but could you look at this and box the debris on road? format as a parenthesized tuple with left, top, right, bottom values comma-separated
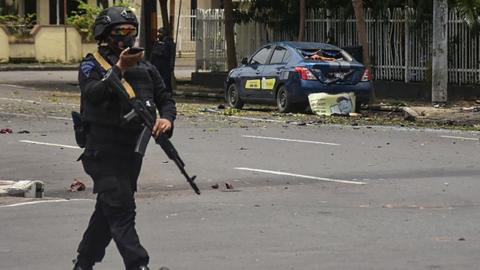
(211, 183, 219, 189)
(288, 121, 306, 126)
(461, 106, 480, 112)
(17, 130, 30, 134)
(1, 180, 45, 198)
(0, 128, 13, 134)
(69, 179, 86, 192)
(402, 107, 419, 121)
(199, 108, 219, 113)
(225, 182, 234, 190)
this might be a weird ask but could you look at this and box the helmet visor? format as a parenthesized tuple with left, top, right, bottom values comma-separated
(111, 26, 138, 37)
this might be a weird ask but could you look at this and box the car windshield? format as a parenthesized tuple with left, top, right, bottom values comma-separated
(298, 48, 352, 62)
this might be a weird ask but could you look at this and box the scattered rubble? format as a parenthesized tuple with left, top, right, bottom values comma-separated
(69, 179, 86, 192)
(402, 107, 419, 122)
(0, 128, 13, 134)
(0, 180, 45, 198)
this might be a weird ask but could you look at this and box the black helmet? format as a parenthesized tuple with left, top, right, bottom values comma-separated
(93, 6, 138, 41)
(157, 27, 170, 37)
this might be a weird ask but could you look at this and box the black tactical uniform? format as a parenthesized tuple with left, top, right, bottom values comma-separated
(73, 7, 176, 270)
(150, 27, 175, 93)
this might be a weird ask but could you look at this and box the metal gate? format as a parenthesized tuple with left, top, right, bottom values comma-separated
(195, 8, 480, 85)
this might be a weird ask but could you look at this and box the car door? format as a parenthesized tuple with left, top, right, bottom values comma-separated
(238, 46, 272, 98)
(260, 46, 291, 100)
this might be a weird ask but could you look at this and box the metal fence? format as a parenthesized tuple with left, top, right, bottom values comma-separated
(195, 8, 480, 85)
(195, 9, 226, 71)
(174, 9, 196, 56)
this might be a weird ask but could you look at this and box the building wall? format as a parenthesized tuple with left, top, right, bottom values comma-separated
(34, 25, 82, 62)
(10, 43, 35, 59)
(0, 26, 9, 62)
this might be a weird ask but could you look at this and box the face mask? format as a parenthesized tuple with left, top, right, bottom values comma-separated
(109, 35, 135, 52)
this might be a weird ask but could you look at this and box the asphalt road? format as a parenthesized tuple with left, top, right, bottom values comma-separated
(1, 83, 480, 270)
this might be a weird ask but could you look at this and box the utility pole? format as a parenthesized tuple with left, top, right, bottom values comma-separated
(64, 0, 67, 62)
(432, 0, 448, 104)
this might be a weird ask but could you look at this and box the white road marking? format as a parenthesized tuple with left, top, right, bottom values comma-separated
(0, 199, 93, 208)
(48, 116, 71, 120)
(229, 116, 285, 123)
(440, 135, 478, 141)
(235, 167, 366, 185)
(243, 135, 340, 146)
(19, 140, 80, 149)
(0, 84, 27, 89)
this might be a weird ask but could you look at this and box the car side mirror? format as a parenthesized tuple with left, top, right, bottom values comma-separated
(241, 57, 248, 65)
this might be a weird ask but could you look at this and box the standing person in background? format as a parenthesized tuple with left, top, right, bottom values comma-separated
(150, 27, 175, 93)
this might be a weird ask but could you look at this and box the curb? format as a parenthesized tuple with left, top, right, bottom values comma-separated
(173, 90, 224, 99)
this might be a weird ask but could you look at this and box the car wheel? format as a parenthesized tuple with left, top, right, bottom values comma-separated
(227, 83, 244, 109)
(276, 85, 293, 113)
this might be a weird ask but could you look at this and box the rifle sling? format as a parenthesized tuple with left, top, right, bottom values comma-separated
(93, 51, 136, 99)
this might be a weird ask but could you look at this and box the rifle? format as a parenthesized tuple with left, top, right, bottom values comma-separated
(102, 68, 200, 195)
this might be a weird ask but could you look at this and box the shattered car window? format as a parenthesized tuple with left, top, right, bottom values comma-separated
(299, 48, 352, 62)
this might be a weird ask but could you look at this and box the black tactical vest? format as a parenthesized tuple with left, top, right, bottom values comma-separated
(81, 47, 157, 152)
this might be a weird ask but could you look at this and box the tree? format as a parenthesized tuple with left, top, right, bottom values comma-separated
(159, 0, 170, 30)
(351, 0, 370, 67)
(298, 0, 306, 41)
(238, 0, 323, 40)
(224, 0, 238, 70)
(455, 0, 480, 32)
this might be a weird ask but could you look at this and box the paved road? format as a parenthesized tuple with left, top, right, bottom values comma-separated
(1, 85, 480, 269)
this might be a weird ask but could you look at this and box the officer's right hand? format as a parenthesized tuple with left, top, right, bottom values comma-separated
(116, 48, 144, 73)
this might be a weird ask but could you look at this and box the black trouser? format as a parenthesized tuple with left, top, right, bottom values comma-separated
(76, 150, 149, 270)
(159, 68, 172, 93)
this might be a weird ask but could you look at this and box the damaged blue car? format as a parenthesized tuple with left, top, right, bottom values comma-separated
(225, 41, 373, 113)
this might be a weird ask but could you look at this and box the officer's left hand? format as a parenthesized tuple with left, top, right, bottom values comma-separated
(152, 118, 172, 138)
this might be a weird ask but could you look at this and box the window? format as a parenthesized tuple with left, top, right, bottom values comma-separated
(49, 0, 79, 24)
(283, 51, 291, 63)
(250, 46, 271, 65)
(270, 47, 287, 64)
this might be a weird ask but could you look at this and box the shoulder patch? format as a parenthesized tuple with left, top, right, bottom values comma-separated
(80, 60, 96, 77)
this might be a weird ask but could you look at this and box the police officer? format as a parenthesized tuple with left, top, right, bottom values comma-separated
(150, 27, 175, 93)
(73, 6, 176, 270)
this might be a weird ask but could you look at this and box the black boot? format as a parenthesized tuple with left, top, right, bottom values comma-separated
(72, 259, 93, 270)
(72, 264, 92, 270)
